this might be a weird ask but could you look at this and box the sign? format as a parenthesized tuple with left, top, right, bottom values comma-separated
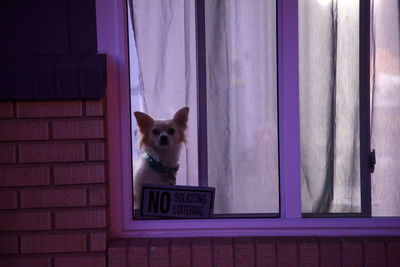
(140, 184, 215, 218)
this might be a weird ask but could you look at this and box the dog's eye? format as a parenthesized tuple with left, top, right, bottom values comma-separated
(167, 128, 175, 135)
(152, 129, 160, 135)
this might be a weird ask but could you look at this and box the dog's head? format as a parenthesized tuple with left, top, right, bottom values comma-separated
(134, 107, 189, 150)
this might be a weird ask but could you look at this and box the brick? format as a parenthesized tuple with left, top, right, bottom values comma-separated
(0, 211, 51, 231)
(19, 143, 85, 163)
(234, 237, 254, 267)
(0, 121, 48, 141)
(0, 235, 18, 254)
(341, 237, 363, 267)
(0, 101, 14, 118)
(21, 188, 86, 208)
(54, 164, 105, 185)
(108, 240, 129, 267)
(89, 186, 106, 206)
(88, 142, 105, 161)
(298, 237, 318, 267)
(85, 100, 104, 116)
(255, 237, 276, 266)
(54, 255, 106, 267)
(171, 238, 191, 267)
(386, 237, 400, 267)
(276, 237, 297, 267)
(55, 209, 106, 229)
(213, 237, 234, 267)
(319, 237, 341, 267)
(0, 257, 51, 267)
(52, 119, 104, 139)
(363, 237, 386, 267)
(0, 167, 50, 187)
(0, 190, 18, 209)
(16, 101, 82, 118)
(149, 238, 170, 267)
(21, 233, 87, 253)
(192, 237, 212, 267)
(90, 232, 107, 252)
(127, 238, 149, 267)
(0, 144, 16, 163)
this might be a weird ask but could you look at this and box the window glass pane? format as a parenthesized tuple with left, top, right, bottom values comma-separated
(299, 0, 361, 213)
(128, 0, 279, 216)
(205, 1, 279, 214)
(127, 0, 199, 212)
(370, 0, 400, 216)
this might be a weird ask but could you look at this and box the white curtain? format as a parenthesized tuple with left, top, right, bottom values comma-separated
(129, 0, 279, 214)
(128, 0, 199, 187)
(370, 0, 400, 216)
(205, 1, 278, 214)
(300, 0, 361, 213)
(300, 0, 400, 216)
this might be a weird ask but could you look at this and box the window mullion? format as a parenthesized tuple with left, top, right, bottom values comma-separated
(359, 0, 372, 217)
(278, 0, 302, 219)
(195, 0, 208, 187)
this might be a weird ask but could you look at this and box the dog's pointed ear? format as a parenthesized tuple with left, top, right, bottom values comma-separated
(173, 107, 189, 128)
(134, 111, 154, 132)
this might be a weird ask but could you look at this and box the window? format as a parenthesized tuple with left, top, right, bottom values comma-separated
(98, 0, 400, 237)
(300, 0, 363, 215)
(127, 0, 279, 216)
(300, 0, 400, 217)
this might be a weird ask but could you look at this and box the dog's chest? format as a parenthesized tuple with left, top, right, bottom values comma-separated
(133, 159, 173, 185)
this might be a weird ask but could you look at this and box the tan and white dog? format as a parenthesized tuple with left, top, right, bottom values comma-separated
(132, 107, 189, 209)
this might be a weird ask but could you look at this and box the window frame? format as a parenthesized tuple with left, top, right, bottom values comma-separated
(97, 0, 400, 238)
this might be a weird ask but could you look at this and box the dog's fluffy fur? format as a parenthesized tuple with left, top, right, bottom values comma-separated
(132, 107, 189, 209)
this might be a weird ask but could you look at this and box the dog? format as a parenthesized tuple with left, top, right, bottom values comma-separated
(132, 107, 189, 209)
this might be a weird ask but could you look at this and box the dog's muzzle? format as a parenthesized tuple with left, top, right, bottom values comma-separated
(159, 135, 169, 146)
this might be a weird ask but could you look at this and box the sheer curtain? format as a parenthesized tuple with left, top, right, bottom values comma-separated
(300, 0, 400, 216)
(299, 0, 361, 213)
(370, 0, 400, 216)
(205, 1, 278, 214)
(128, 0, 199, 187)
(129, 0, 279, 214)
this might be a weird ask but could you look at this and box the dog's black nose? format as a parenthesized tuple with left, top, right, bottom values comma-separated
(159, 135, 169, 146)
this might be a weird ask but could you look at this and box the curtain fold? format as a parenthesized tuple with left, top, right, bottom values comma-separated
(205, 0, 278, 213)
(301, 0, 400, 215)
(300, 0, 360, 213)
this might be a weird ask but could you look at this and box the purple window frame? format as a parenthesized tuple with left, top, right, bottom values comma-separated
(96, 0, 400, 238)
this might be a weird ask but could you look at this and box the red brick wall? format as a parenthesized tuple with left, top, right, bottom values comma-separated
(0, 100, 107, 267)
(108, 237, 400, 267)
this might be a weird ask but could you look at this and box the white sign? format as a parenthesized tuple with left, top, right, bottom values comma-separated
(140, 184, 215, 218)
